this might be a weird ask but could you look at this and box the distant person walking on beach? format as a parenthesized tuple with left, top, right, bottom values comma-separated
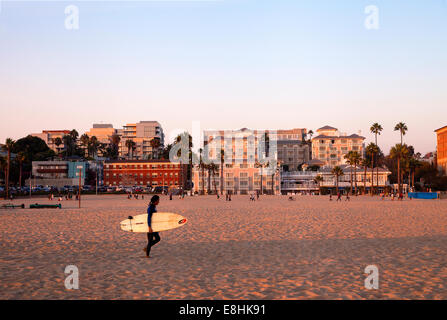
(144, 195, 161, 258)
(336, 192, 342, 202)
(346, 192, 350, 201)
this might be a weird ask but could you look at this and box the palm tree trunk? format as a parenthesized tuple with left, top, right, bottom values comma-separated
(19, 164, 22, 188)
(220, 161, 224, 195)
(370, 160, 374, 196)
(350, 167, 353, 195)
(207, 168, 211, 194)
(6, 151, 10, 199)
(364, 166, 367, 194)
(397, 157, 401, 194)
(336, 176, 339, 194)
(376, 166, 379, 194)
(354, 165, 357, 195)
(201, 165, 205, 195)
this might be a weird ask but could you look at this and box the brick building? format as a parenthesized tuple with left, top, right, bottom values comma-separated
(104, 160, 187, 188)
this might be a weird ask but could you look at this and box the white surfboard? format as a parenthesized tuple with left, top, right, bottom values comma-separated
(120, 212, 188, 233)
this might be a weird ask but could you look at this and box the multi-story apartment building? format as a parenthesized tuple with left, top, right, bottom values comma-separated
(103, 160, 187, 188)
(311, 126, 365, 167)
(435, 125, 447, 175)
(31, 130, 71, 153)
(192, 128, 280, 195)
(118, 121, 164, 160)
(85, 124, 117, 144)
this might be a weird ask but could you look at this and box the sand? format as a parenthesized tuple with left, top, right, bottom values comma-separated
(1, 194, 447, 300)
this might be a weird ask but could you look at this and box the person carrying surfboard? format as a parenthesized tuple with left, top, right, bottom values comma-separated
(144, 195, 161, 258)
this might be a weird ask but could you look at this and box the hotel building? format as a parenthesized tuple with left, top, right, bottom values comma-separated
(31, 130, 71, 154)
(192, 128, 280, 195)
(435, 125, 447, 175)
(118, 121, 164, 160)
(276, 128, 310, 172)
(103, 160, 187, 188)
(311, 126, 365, 167)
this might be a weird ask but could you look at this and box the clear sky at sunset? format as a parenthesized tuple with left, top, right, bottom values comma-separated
(0, 0, 446, 154)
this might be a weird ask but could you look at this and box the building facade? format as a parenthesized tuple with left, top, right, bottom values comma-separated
(103, 160, 187, 188)
(311, 126, 365, 167)
(192, 128, 280, 195)
(318, 165, 391, 193)
(85, 124, 117, 144)
(31, 130, 71, 153)
(435, 125, 447, 175)
(26, 160, 87, 187)
(118, 121, 164, 160)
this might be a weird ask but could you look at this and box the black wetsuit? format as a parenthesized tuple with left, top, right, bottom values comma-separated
(146, 204, 161, 257)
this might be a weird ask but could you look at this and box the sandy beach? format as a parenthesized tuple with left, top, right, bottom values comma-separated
(1, 194, 447, 300)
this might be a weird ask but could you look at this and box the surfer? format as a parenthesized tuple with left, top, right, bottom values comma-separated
(145, 195, 161, 258)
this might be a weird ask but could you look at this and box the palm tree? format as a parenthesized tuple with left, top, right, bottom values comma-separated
(390, 144, 409, 194)
(16, 152, 26, 188)
(110, 134, 121, 159)
(361, 158, 370, 194)
(220, 149, 225, 195)
(331, 166, 344, 194)
(150, 138, 161, 160)
(394, 122, 408, 145)
(210, 163, 219, 197)
(53, 137, 63, 154)
(0, 156, 7, 196)
(70, 129, 79, 142)
(351, 151, 361, 195)
(366, 143, 379, 195)
(344, 151, 355, 194)
(2, 138, 15, 199)
(80, 134, 90, 157)
(198, 148, 205, 195)
(125, 140, 136, 160)
(89, 136, 99, 158)
(308, 130, 314, 140)
(370, 123, 383, 193)
(314, 175, 323, 195)
(408, 158, 422, 189)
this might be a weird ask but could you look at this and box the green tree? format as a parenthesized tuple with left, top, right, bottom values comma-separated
(370, 123, 383, 192)
(220, 149, 225, 195)
(16, 152, 26, 188)
(331, 166, 344, 194)
(394, 122, 408, 145)
(125, 139, 136, 160)
(366, 143, 379, 195)
(314, 175, 323, 195)
(2, 138, 15, 199)
(150, 137, 161, 160)
(390, 144, 409, 194)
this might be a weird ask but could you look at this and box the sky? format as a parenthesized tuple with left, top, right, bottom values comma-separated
(0, 0, 446, 154)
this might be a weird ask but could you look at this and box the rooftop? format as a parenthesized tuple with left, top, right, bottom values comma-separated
(317, 125, 338, 131)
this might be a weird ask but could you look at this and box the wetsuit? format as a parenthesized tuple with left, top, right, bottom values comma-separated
(146, 203, 161, 257)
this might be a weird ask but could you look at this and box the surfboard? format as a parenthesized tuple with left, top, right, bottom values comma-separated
(120, 212, 188, 233)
